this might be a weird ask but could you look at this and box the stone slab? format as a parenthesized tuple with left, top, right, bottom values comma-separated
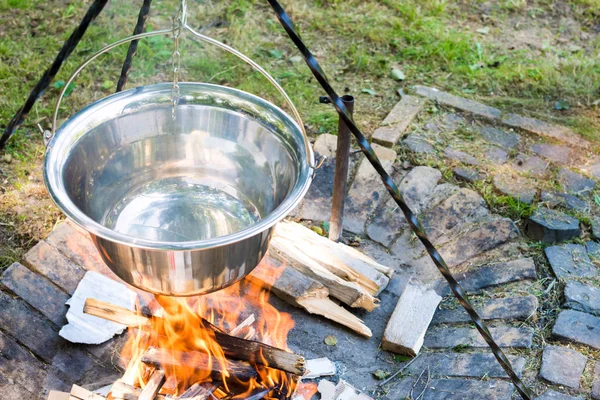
(372, 95, 425, 147)
(545, 243, 596, 279)
(501, 113, 589, 149)
(593, 218, 600, 240)
(453, 167, 485, 183)
(592, 362, 600, 400)
(539, 345, 586, 388)
(0, 329, 48, 393)
(553, 309, 600, 349)
(403, 134, 435, 154)
(485, 147, 508, 164)
(513, 154, 548, 178)
(343, 144, 396, 234)
(564, 281, 600, 316)
(403, 352, 525, 378)
(525, 207, 581, 244)
(414, 86, 502, 120)
(531, 143, 571, 164)
(479, 125, 520, 148)
(424, 326, 533, 349)
(535, 390, 583, 400)
(2, 262, 69, 326)
(541, 191, 588, 213)
(385, 378, 513, 400)
(588, 241, 600, 257)
(558, 168, 595, 194)
(22, 240, 86, 295)
(444, 146, 480, 166)
(432, 296, 538, 324)
(493, 173, 537, 204)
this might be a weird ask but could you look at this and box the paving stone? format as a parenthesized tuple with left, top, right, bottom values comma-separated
(437, 258, 537, 295)
(343, 144, 396, 233)
(531, 143, 571, 164)
(0, 291, 58, 362)
(588, 241, 600, 257)
(22, 240, 85, 295)
(432, 296, 538, 324)
(402, 134, 435, 154)
(404, 352, 525, 378)
(414, 86, 502, 120)
(513, 154, 548, 178)
(453, 167, 485, 183)
(564, 281, 600, 317)
(535, 390, 583, 400)
(372, 95, 425, 147)
(444, 146, 480, 166)
(493, 173, 537, 204)
(545, 243, 596, 279)
(588, 161, 600, 180)
(485, 147, 508, 164)
(592, 362, 600, 400)
(421, 188, 489, 243)
(593, 218, 600, 240)
(385, 377, 513, 400)
(1, 262, 69, 326)
(501, 113, 589, 149)
(479, 125, 521, 148)
(525, 207, 581, 243)
(558, 168, 595, 194)
(426, 183, 461, 210)
(0, 330, 48, 393)
(553, 309, 600, 349)
(539, 345, 586, 388)
(541, 191, 589, 213)
(424, 326, 533, 348)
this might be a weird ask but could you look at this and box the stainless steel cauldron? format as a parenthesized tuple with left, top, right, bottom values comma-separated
(43, 29, 315, 296)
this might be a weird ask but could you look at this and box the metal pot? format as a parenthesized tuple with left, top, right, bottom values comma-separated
(44, 82, 314, 295)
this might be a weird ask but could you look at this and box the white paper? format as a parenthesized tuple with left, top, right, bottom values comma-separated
(304, 357, 336, 379)
(59, 271, 137, 344)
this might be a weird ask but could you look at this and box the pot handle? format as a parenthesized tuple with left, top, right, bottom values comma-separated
(50, 28, 317, 169)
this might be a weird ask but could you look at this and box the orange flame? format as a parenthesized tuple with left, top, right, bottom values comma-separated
(119, 258, 299, 399)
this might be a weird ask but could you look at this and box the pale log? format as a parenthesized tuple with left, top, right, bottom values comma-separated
(69, 384, 105, 400)
(84, 299, 305, 375)
(178, 382, 220, 399)
(381, 283, 441, 356)
(229, 314, 255, 337)
(109, 381, 169, 400)
(138, 369, 166, 400)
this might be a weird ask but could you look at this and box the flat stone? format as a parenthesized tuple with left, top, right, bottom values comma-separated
(372, 95, 425, 147)
(531, 143, 571, 164)
(403, 134, 435, 154)
(386, 378, 513, 400)
(501, 113, 589, 149)
(22, 240, 85, 295)
(541, 191, 588, 213)
(444, 146, 480, 166)
(525, 207, 581, 243)
(437, 258, 537, 295)
(545, 244, 596, 279)
(366, 166, 439, 246)
(479, 125, 521, 148)
(539, 345, 586, 388)
(0, 330, 48, 394)
(0, 291, 58, 362)
(343, 144, 396, 234)
(493, 173, 537, 204)
(1, 262, 69, 326)
(404, 352, 525, 378)
(535, 390, 583, 400)
(485, 147, 508, 164)
(553, 309, 600, 349)
(414, 86, 502, 120)
(592, 363, 600, 400)
(453, 167, 485, 183)
(564, 281, 600, 316)
(513, 154, 548, 178)
(593, 218, 600, 240)
(432, 296, 538, 324)
(424, 325, 533, 349)
(558, 168, 595, 194)
(588, 241, 600, 257)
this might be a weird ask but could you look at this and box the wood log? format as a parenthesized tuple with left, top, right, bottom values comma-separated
(141, 347, 258, 381)
(138, 369, 166, 400)
(84, 299, 305, 375)
(109, 381, 169, 400)
(178, 382, 220, 399)
(229, 314, 255, 337)
(250, 260, 372, 337)
(381, 282, 441, 356)
(270, 237, 379, 311)
(47, 391, 69, 400)
(69, 384, 105, 400)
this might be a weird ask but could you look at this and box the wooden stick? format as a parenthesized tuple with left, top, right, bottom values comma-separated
(270, 237, 379, 311)
(69, 385, 105, 400)
(250, 259, 372, 337)
(178, 382, 220, 399)
(84, 299, 305, 375)
(138, 370, 166, 400)
(109, 381, 170, 400)
(229, 314, 255, 337)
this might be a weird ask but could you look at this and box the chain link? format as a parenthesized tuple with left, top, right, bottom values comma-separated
(171, 0, 186, 120)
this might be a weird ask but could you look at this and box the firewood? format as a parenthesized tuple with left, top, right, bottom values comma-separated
(141, 347, 258, 381)
(250, 260, 372, 337)
(381, 282, 441, 356)
(138, 369, 166, 400)
(69, 384, 105, 400)
(229, 314, 255, 337)
(109, 381, 169, 400)
(178, 382, 220, 399)
(84, 299, 306, 375)
(47, 391, 69, 400)
(270, 237, 379, 311)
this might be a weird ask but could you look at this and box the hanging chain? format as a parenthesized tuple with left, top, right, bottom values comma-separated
(171, 0, 186, 120)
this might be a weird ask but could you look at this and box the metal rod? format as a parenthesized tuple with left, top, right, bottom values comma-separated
(116, 0, 153, 92)
(329, 95, 354, 242)
(0, 0, 109, 149)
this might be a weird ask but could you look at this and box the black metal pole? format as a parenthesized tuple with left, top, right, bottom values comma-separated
(0, 0, 109, 150)
(116, 0, 153, 92)
(329, 95, 354, 242)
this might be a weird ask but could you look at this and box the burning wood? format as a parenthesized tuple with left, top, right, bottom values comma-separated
(138, 370, 166, 400)
(109, 381, 169, 400)
(178, 382, 220, 399)
(69, 384, 106, 399)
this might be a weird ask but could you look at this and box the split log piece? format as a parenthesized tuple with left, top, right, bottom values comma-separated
(109, 381, 169, 400)
(229, 314, 255, 337)
(69, 384, 106, 400)
(138, 369, 166, 400)
(178, 381, 220, 399)
(84, 299, 305, 375)
(47, 391, 69, 400)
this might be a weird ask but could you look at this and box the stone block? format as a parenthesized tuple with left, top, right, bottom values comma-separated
(372, 95, 424, 147)
(539, 345, 586, 388)
(553, 309, 600, 349)
(424, 325, 533, 349)
(531, 143, 571, 164)
(479, 125, 520, 148)
(432, 295, 538, 324)
(525, 207, 581, 243)
(558, 168, 595, 194)
(545, 243, 596, 279)
(414, 86, 502, 120)
(564, 281, 600, 316)
(444, 146, 480, 166)
(493, 173, 537, 204)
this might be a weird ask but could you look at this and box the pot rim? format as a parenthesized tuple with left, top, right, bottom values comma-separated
(44, 82, 314, 251)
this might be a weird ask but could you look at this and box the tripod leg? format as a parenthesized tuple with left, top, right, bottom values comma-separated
(0, 0, 109, 150)
(116, 0, 153, 92)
